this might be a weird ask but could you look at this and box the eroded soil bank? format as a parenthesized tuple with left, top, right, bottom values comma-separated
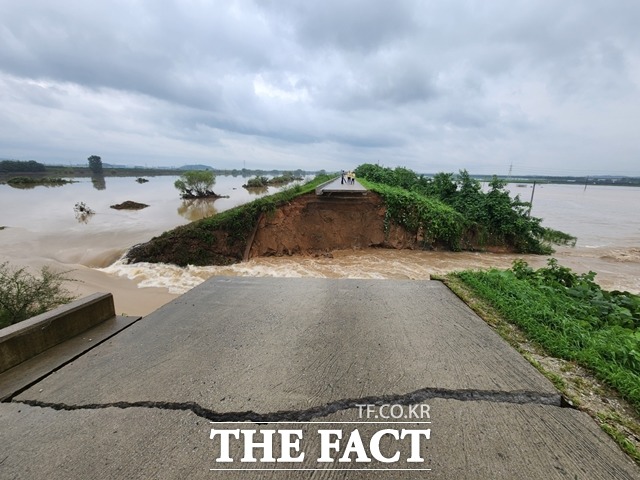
(126, 192, 502, 266)
(248, 194, 417, 257)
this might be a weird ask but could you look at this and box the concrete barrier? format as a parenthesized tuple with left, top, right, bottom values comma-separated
(0, 292, 116, 373)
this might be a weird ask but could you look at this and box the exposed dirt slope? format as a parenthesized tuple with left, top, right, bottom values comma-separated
(126, 192, 422, 266)
(249, 193, 417, 257)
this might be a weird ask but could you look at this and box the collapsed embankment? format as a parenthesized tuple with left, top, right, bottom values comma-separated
(249, 194, 417, 256)
(125, 175, 529, 267)
(126, 192, 425, 267)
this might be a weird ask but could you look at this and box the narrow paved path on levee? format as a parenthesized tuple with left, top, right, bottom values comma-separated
(317, 176, 368, 194)
(2, 278, 638, 478)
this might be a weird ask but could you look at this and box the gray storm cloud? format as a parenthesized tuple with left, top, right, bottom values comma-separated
(0, 0, 639, 174)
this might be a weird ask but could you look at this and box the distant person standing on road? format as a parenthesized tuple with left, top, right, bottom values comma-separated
(341, 170, 345, 184)
(351, 172, 356, 185)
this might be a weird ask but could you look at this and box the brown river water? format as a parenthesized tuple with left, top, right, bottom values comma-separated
(1, 176, 638, 316)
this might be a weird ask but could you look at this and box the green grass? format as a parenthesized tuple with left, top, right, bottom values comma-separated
(600, 423, 640, 464)
(359, 179, 466, 250)
(453, 259, 640, 412)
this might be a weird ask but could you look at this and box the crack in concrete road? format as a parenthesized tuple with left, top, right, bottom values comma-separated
(13, 387, 566, 422)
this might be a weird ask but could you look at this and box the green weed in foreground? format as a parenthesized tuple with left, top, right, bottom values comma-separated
(0, 262, 76, 328)
(454, 259, 640, 412)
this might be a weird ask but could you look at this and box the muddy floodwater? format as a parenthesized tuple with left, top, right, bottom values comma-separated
(1, 176, 638, 316)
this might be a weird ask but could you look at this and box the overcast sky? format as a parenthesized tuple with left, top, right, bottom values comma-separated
(1, 1, 639, 175)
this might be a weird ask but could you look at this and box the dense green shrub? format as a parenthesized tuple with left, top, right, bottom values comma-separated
(355, 164, 425, 190)
(6, 177, 71, 187)
(245, 176, 269, 188)
(0, 262, 76, 328)
(244, 173, 303, 188)
(355, 163, 575, 253)
(268, 172, 302, 185)
(362, 181, 465, 250)
(174, 170, 218, 198)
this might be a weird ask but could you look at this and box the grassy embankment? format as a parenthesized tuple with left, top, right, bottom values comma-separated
(355, 163, 576, 254)
(126, 174, 333, 266)
(443, 260, 640, 463)
(359, 179, 466, 250)
(244, 172, 304, 188)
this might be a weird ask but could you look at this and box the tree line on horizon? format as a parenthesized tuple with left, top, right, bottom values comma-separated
(0, 160, 46, 173)
(2, 158, 639, 187)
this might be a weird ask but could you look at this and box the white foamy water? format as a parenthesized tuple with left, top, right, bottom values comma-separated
(100, 245, 640, 298)
(100, 251, 416, 294)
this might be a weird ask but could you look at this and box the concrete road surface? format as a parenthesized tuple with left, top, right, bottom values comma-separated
(318, 176, 367, 194)
(1, 278, 638, 479)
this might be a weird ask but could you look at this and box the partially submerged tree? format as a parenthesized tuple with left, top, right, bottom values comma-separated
(74, 202, 95, 223)
(174, 170, 221, 199)
(91, 175, 106, 190)
(88, 155, 103, 175)
(244, 176, 269, 188)
(0, 262, 76, 328)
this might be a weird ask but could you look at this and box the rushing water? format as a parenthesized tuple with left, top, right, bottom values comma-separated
(1, 176, 639, 315)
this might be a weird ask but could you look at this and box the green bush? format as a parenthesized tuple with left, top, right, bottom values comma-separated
(355, 163, 575, 253)
(174, 170, 217, 198)
(245, 176, 269, 188)
(7, 177, 71, 187)
(362, 180, 465, 250)
(0, 262, 76, 328)
(245, 173, 303, 188)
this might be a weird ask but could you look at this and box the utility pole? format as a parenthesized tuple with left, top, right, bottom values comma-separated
(527, 181, 536, 217)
